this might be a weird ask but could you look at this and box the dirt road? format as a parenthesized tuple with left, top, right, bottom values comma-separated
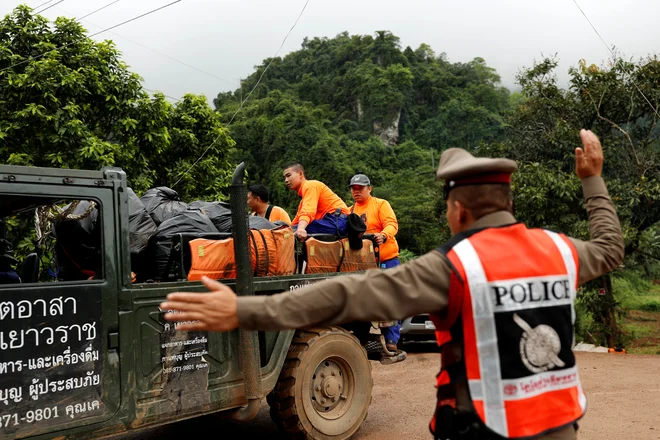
(114, 346, 660, 439)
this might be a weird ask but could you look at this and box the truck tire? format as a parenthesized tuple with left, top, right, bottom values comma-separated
(267, 326, 373, 440)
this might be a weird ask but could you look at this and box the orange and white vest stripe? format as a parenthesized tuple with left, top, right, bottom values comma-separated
(430, 224, 587, 439)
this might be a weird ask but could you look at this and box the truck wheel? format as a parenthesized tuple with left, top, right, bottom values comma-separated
(267, 326, 373, 440)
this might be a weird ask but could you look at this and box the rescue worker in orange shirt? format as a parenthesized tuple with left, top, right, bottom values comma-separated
(247, 184, 292, 224)
(283, 162, 350, 241)
(348, 173, 402, 351)
(161, 129, 624, 440)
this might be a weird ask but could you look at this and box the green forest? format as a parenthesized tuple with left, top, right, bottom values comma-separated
(2, 5, 660, 349)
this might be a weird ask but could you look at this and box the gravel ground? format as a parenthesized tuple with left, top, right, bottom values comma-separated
(111, 346, 660, 440)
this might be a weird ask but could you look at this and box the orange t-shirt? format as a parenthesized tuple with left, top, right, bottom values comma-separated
(348, 196, 399, 262)
(292, 180, 350, 225)
(267, 205, 291, 224)
(251, 205, 292, 224)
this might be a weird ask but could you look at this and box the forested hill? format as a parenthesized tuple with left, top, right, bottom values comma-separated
(2, 7, 659, 345)
(214, 31, 514, 253)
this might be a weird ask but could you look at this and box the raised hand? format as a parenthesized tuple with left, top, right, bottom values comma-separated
(575, 129, 604, 179)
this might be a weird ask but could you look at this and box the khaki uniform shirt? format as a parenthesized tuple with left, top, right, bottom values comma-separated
(238, 176, 624, 440)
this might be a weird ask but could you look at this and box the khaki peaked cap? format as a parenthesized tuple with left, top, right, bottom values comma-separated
(436, 148, 517, 182)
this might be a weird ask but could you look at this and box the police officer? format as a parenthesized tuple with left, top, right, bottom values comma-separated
(160, 129, 624, 439)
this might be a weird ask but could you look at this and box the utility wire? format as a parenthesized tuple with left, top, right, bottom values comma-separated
(107, 36, 236, 86)
(571, 0, 660, 119)
(32, 0, 56, 10)
(76, 0, 120, 21)
(0, 0, 182, 74)
(30, 2, 196, 107)
(71, 13, 234, 86)
(144, 87, 181, 102)
(171, 0, 311, 188)
(84, 1, 181, 40)
(40, 2, 235, 92)
(571, 0, 610, 53)
(34, 0, 63, 15)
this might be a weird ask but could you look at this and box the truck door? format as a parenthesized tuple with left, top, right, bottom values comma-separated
(0, 180, 120, 438)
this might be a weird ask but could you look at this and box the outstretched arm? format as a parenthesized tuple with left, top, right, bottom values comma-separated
(160, 250, 452, 332)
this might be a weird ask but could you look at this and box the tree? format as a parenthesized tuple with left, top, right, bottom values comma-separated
(216, 31, 511, 150)
(0, 5, 235, 200)
(223, 90, 353, 212)
(214, 31, 512, 254)
(497, 54, 660, 346)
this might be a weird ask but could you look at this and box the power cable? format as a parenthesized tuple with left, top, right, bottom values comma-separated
(171, 0, 311, 188)
(144, 87, 181, 102)
(31, 0, 56, 10)
(34, 0, 63, 15)
(571, 0, 660, 119)
(41, 2, 235, 89)
(74, 14, 234, 86)
(75, 0, 120, 21)
(0, 0, 182, 74)
(105, 36, 236, 87)
(26, 2, 196, 108)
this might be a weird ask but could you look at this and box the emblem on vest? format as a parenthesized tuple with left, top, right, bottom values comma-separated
(514, 313, 565, 374)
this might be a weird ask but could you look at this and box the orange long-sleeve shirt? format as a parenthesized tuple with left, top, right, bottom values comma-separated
(348, 196, 400, 262)
(292, 180, 350, 226)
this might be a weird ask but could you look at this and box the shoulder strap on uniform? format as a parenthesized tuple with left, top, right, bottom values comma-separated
(435, 227, 488, 285)
(265, 205, 274, 220)
(436, 227, 487, 256)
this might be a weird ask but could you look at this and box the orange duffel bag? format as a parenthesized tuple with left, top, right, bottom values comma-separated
(187, 237, 237, 280)
(304, 237, 343, 274)
(249, 229, 276, 277)
(339, 238, 378, 272)
(267, 225, 296, 276)
(187, 225, 297, 280)
(249, 226, 295, 277)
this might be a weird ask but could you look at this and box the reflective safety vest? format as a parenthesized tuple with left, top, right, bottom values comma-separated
(429, 224, 587, 439)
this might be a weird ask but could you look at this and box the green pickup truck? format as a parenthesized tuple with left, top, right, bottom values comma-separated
(0, 162, 403, 440)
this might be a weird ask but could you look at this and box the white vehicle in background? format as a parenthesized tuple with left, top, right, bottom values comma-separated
(399, 313, 437, 347)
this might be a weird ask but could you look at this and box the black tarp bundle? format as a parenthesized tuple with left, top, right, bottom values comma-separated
(187, 200, 280, 232)
(127, 188, 158, 277)
(148, 208, 218, 280)
(188, 200, 233, 232)
(140, 205, 284, 281)
(248, 215, 279, 231)
(50, 187, 289, 282)
(140, 187, 188, 226)
(53, 200, 101, 281)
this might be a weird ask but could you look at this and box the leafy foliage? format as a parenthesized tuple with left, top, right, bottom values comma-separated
(3, 6, 659, 348)
(216, 30, 512, 254)
(494, 54, 660, 346)
(0, 5, 235, 201)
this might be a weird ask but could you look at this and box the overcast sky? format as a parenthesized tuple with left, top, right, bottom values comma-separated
(5, 0, 660, 105)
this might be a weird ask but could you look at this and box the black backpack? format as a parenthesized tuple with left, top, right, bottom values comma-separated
(346, 206, 367, 250)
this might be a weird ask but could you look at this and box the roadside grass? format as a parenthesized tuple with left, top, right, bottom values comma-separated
(618, 283, 660, 354)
